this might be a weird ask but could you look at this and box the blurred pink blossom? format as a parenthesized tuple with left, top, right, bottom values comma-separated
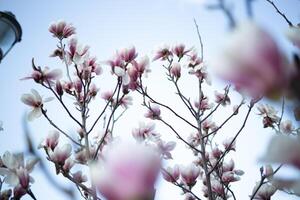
(215, 22, 293, 98)
(92, 142, 161, 200)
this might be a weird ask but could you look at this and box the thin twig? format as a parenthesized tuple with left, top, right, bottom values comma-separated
(159, 118, 202, 154)
(87, 82, 119, 134)
(203, 99, 245, 139)
(206, 0, 236, 29)
(193, 19, 204, 61)
(137, 89, 198, 130)
(209, 103, 254, 174)
(41, 109, 82, 146)
(265, 0, 293, 27)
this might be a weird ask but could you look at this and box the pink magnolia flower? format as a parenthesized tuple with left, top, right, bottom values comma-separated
(280, 120, 294, 134)
(222, 171, 240, 183)
(152, 45, 173, 61)
(101, 90, 114, 102)
(188, 62, 211, 84)
(162, 165, 180, 182)
(38, 130, 60, 151)
(263, 164, 274, 179)
(215, 22, 293, 98)
(170, 62, 181, 79)
(180, 163, 200, 186)
(62, 157, 74, 172)
(49, 20, 75, 39)
(222, 137, 236, 151)
(72, 171, 87, 183)
(131, 56, 150, 77)
(119, 95, 133, 108)
(187, 132, 201, 147)
(156, 140, 176, 160)
(194, 97, 213, 111)
(214, 90, 231, 106)
(172, 44, 191, 59)
(92, 142, 161, 200)
(55, 81, 64, 96)
(49, 144, 72, 165)
(144, 106, 161, 120)
(257, 104, 279, 128)
(132, 122, 159, 141)
(187, 51, 202, 68)
(21, 89, 54, 121)
(88, 84, 99, 98)
(22, 66, 62, 85)
(67, 38, 89, 64)
(118, 46, 138, 63)
(211, 180, 224, 196)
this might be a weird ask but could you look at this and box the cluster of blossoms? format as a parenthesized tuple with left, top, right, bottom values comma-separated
(2, 2, 298, 199)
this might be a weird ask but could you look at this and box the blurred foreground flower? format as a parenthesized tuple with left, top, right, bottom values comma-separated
(286, 25, 300, 49)
(214, 22, 294, 99)
(91, 142, 161, 200)
(262, 135, 300, 169)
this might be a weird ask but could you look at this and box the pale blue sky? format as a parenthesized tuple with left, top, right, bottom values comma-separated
(1, 0, 300, 199)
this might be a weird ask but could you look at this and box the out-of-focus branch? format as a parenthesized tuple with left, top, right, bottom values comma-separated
(245, 0, 256, 18)
(206, 0, 236, 29)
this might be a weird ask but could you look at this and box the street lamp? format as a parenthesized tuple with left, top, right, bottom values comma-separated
(0, 11, 22, 62)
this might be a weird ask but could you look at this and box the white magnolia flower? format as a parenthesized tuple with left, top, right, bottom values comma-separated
(21, 89, 54, 121)
(0, 151, 38, 188)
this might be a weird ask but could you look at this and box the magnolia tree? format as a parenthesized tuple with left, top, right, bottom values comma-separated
(1, 0, 300, 200)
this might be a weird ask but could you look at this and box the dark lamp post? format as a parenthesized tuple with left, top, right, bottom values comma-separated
(0, 11, 22, 62)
